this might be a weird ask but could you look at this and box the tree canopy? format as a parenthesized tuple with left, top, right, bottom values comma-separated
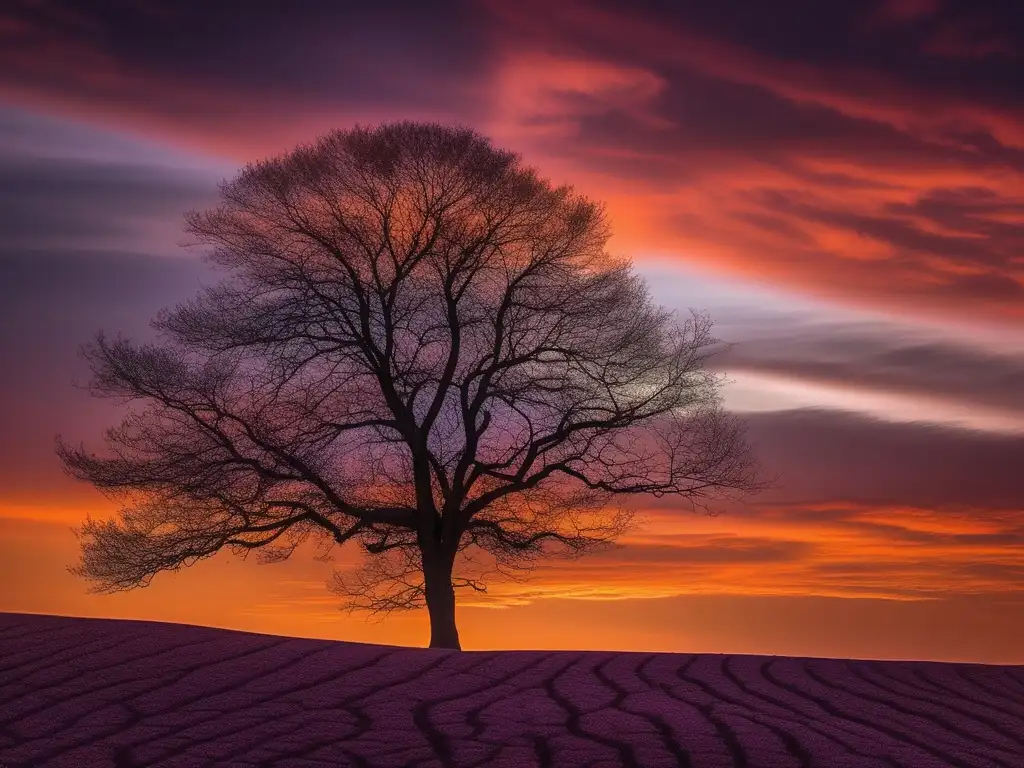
(58, 122, 761, 649)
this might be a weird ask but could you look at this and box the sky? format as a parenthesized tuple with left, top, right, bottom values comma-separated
(1, 0, 1022, 663)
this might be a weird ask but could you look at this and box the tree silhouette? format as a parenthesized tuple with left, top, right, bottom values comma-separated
(57, 122, 762, 649)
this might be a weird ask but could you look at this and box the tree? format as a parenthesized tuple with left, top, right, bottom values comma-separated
(57, 122, 762, 650)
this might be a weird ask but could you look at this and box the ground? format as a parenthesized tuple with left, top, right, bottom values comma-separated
(1, 613, 1021, 767)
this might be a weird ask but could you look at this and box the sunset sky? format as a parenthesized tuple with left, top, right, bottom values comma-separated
(1, 0, 1023, 664)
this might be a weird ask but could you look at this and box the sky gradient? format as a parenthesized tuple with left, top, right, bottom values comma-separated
(1, 0, 1022, 663)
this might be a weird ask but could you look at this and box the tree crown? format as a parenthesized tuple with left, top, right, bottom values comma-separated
(58, 122, 761, 618)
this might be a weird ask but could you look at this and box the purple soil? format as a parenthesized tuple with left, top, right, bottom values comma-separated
(1, 614, 1021, 767)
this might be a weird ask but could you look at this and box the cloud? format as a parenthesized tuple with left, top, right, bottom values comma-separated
(629, 260, 1024, 433)
(717, 318, 1024, 417)
(479, 0, 1024, 322)
(0, 110, 220, 507)
(0, 0, 493, 159)
(0, 155, 217, 252)
(1, 0, 1022, 323)
(464, 491, 1024, 605)
(745, 186, 1023, 276)
(447, 403, 1024, 607)
(743, 409, 1024, 510)
(490, 52, 669, 140)
(0, 107, 223, 254)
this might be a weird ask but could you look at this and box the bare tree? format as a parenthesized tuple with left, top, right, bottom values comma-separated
(57, 122, 762, 650)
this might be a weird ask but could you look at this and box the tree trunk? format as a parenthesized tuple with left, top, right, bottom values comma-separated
(423, 552, 460, 650)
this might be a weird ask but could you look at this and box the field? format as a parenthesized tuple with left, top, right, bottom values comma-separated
(1, 613, 1021, 767)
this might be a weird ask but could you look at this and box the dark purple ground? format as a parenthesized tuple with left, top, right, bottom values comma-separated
(1, 613, 1022, 767)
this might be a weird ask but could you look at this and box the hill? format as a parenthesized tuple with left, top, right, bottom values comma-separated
(1, 613, 1021, 767)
